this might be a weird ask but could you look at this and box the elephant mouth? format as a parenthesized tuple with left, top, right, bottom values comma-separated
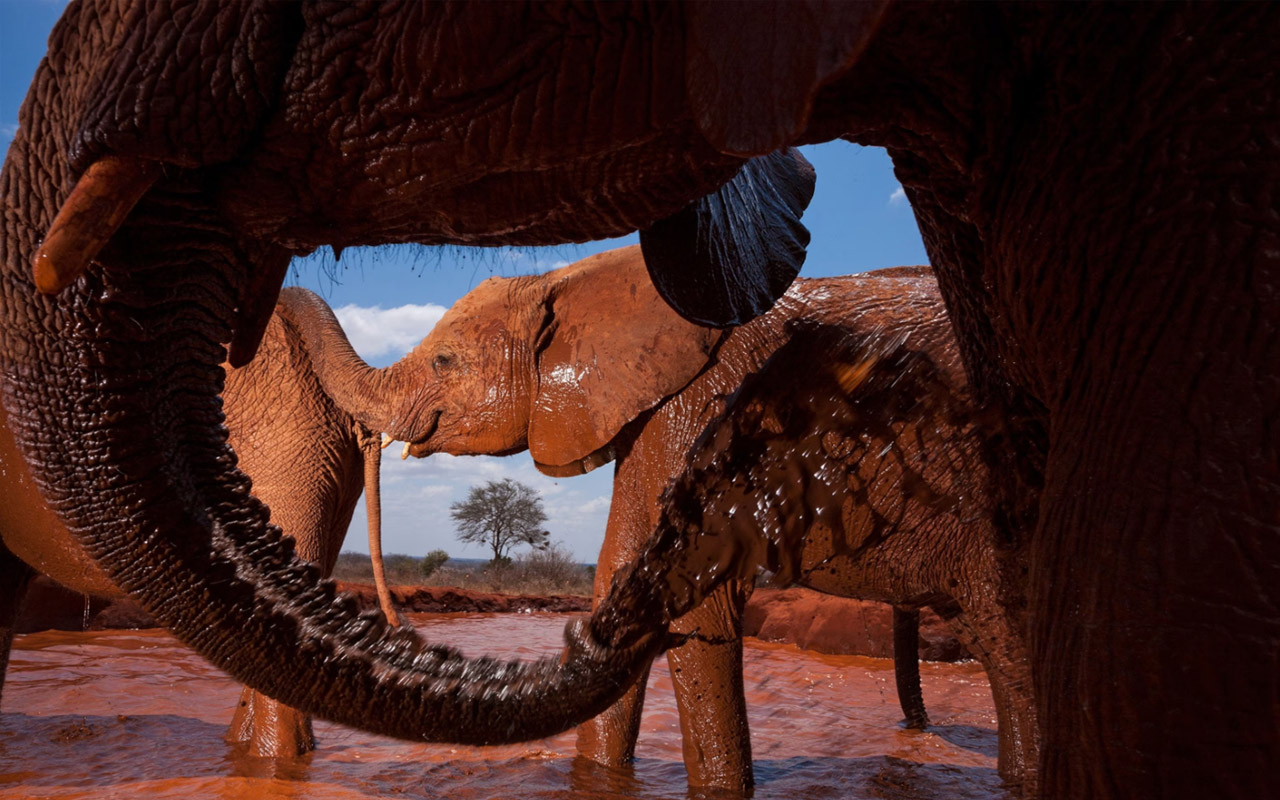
(398, 410, 442, 460)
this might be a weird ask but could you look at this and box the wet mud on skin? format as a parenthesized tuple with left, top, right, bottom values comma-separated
(1, 613, 1007, 799)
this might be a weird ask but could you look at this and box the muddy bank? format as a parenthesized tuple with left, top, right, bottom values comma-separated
(334, 580, 592, 614)
(17, 577, 963, 661)
(13, 576, 591, 633)
(746, 587, 965, 662)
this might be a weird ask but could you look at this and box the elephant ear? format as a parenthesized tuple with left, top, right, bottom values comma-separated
(528, 247, 721, 477)
(639, 148, 815, 328)
(683, 0, 891, 156)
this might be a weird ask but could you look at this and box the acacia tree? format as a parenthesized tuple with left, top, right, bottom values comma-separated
(450, 478, 550, 563)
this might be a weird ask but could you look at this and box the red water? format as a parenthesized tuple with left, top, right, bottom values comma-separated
(1, 613, 1006, 799)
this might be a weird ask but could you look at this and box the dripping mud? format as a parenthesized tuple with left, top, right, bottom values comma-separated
(2, 613, 1007, 799)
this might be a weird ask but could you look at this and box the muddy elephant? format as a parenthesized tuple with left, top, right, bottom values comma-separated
(279, 245, 1034, 791)
(616, 310, 1039, 793)
(222, 304, 404, 759)
(0, 4, 1276, 796)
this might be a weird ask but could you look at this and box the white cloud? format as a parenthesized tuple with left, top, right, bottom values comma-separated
(333, 302, 446, 360)
(889, 185, 907, 206)
(572, 496, 612, 516)
(413, 484, 454, 499)
(0, 123, 18, 142)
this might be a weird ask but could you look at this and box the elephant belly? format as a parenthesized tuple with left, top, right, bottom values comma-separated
(0, 405, 121, 598)
(793, 523, 934, 607)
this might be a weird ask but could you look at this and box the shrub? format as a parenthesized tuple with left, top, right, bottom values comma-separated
(420, 549, 449, 579)
(507, 543, 593, 595)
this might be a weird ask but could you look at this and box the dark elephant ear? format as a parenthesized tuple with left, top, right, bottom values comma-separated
(639, 148, 816, 328)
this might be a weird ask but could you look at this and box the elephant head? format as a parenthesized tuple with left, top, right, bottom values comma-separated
(276, 245, 732, 477)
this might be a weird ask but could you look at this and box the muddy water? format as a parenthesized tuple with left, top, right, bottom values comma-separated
(1, 613, 1006, 799)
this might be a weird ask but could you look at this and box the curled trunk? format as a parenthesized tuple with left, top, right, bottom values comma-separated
(1, 146, 664, 748)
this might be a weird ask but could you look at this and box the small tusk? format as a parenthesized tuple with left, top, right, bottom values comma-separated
(33, 157, 160, 294)
(401, 441, 411, 460)
(833, 357, 878, 394)
(381, 433, 393, 450)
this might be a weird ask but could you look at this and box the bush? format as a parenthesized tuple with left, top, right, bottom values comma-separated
(420, 549, 449, 579)
(329, 546, 595, 597)
(506, 544, 593, 595)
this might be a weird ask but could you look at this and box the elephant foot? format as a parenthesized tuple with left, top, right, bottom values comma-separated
(998, 743, 1039, 800)
(226, 685, 316, 758)
(568, 754, 644, 796)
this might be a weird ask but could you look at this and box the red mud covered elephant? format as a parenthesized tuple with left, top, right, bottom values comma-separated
(274, 247, 1036, 791)
(0, 4, 1275, 799)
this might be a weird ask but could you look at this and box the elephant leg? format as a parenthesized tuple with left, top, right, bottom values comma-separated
(667, 579, 754, 793)
(0, 540, 35, 706)
(892, 607, 929, 729)
(227, 685, 316, 758)
(935, 601, 1037, 798)
(573, 664, 651, 768)
(1033, 411, 1280, 796)
(577, 525, 652, 768)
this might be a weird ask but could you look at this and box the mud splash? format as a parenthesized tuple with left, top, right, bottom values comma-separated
(1, 613, 1006, 799)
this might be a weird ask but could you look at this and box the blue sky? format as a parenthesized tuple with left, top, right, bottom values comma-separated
(1, 1, 927, 563)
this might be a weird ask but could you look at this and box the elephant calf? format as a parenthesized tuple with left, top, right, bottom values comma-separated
(276, 244, 1034, 793)
(602, 313, 1039, 794)
(220, 304, 401, 758)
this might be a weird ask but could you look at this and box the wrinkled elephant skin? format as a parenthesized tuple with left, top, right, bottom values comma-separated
(0, 3, 1275, 797)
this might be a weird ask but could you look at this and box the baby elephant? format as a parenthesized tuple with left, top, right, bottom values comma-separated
(221, 303, 400, 758)
(602, 311, 1038, 796)
(275, 245, 1033, 793)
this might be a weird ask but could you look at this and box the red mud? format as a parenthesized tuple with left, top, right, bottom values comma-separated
(2, 613, 1005, 800)
(745, 587, 965, 662)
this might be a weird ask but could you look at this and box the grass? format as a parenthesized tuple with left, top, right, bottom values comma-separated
(331, 545, 596, 597)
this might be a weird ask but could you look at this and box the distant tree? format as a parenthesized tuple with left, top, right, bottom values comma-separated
(450, 478, 550, 563)
(420, 549, 449, 580)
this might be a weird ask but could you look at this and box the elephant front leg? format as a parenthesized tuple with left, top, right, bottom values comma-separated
(226, 685, 316, 758)
(574, 665, 651, 769)
(0, 540, 36, 705)
(667, 580, 754, 793)
(936, 600, 1038, 798)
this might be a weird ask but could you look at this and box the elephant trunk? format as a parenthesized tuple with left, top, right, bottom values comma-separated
(1, 148, 665, 744)
(273, 287, 426, 442)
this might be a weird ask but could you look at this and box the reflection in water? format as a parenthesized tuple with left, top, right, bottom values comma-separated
(1, 613, 1007, 799)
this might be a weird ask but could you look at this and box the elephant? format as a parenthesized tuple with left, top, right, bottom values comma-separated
(221, 302, 404, 758)
(0, 4, 1276, 797)
(608, 304, 1040, 793)
(277, 245, 1034, 792)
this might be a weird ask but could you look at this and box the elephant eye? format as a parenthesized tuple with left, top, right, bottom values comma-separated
(432, 352, 455, 374)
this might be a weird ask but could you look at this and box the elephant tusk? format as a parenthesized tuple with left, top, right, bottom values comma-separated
(833, 357, 878, 394)
(32, 157, 160, 295)
(381, 433, 393, 450)
(401, 441, 411, 460)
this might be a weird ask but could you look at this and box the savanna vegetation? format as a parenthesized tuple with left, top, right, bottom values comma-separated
(331, 543, 595, 597)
